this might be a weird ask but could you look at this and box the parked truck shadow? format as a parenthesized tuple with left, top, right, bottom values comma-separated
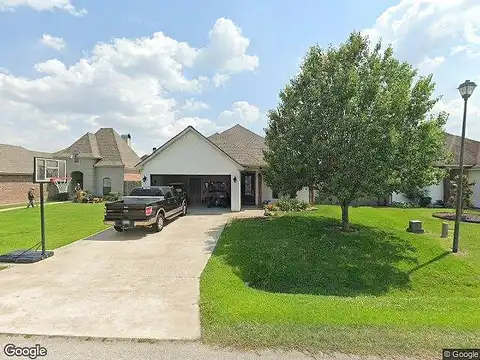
(216, 215, 421, 297)
(85, 227, 151, 241)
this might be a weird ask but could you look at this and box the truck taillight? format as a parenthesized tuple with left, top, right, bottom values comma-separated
(145, 206, 153, 216)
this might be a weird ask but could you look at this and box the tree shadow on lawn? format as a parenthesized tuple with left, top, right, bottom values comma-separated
(217, 215, 421, 297)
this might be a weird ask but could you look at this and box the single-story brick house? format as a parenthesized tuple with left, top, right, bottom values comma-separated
(0, 128, 142, 205)
(136, 124, 312, 212)
(0, 145, 53, 205)
(392, 133, 480, 208)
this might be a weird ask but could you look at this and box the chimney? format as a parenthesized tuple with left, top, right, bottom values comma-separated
(152, 147, 157, 152)
(121, 134, 131, 147)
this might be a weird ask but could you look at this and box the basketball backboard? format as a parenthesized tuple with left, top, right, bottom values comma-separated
(33, 157, 67, 183)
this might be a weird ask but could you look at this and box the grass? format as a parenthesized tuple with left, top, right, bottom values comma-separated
(0, 199, 67, 211)
(200, 206, 480, 356)
(0, 203, 110, 255)
(0, 203, 24, 211)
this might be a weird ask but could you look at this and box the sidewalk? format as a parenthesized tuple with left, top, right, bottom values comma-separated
(0, 202, 68, 212)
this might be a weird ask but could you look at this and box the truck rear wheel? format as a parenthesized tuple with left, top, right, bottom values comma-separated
(153, 213, 165, 232)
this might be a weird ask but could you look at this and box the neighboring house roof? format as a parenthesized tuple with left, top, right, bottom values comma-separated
(54, 133, 102, 159)
(136, 125, 245, 168)
(124, 173, 142, 181)
(208, 124, 267, 167)
(0, 144, 52, 175)
(54, 128, 141, 171)
(444, 133, 480, 168)
(93, 128, 141, 171)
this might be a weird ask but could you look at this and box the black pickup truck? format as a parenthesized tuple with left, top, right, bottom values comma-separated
(104, 186, 187, 232)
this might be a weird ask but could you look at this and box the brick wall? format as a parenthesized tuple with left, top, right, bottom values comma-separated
(0, 174, 51, 205)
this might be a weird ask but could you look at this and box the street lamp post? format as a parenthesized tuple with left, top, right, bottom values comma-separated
(452, 79, 476, 253)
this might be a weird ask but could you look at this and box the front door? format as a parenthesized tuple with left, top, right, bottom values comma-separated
(241, 172, 256, 205)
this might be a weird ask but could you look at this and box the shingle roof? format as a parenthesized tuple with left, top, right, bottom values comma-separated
(445, 133, 480, 167)
(54, 128, 141, 171)
(54, 133, 101, 159)
(208, 124, 267, 167)
(0, 144, 52, 175)
(93, 128, 141, 171)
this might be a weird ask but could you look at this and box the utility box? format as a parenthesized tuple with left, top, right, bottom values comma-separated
(407, 220, 425, 234)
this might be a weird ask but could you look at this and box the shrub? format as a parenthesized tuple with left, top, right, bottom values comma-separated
(390, 201, 418, 208)
(403, 187, 428, 206)
(103, 192, 120, 202)
(53, 192, 69, 201)
(419, 196, 432, 208)
(276, 197, 308, 212)
(448, 175, 475, 209)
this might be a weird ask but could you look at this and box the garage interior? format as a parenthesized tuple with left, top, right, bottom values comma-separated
(150, 174, 231, 207)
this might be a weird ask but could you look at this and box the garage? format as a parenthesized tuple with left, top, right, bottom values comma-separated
(136, 126, 244, 212)
(150, 174, 231, 207)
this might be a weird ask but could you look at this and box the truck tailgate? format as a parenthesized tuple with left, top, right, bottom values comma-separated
(104, 202, 149, 221)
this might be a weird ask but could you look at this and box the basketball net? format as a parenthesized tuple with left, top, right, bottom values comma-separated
(50, 176, 72, 194)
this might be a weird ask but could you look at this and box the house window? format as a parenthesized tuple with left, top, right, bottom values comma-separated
(103, 177, 112, 195)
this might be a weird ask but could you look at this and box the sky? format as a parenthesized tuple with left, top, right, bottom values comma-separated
(1, 0, 480, 157)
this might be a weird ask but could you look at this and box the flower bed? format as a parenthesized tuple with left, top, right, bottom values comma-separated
(432, 212, 480, 224)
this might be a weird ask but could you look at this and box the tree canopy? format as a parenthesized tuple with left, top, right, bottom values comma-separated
(262, 32, 448, 230)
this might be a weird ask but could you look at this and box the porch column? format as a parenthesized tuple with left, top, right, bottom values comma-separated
(255, 171, 260, 206)
(231, 170, 241, 211)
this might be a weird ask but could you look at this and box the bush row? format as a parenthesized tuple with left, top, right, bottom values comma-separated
(263, 197, 309, 212)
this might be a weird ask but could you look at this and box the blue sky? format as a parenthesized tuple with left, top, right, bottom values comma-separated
(1, 0, 480, 156)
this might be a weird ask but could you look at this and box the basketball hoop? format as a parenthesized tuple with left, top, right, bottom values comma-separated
(50, 176, 71, 194)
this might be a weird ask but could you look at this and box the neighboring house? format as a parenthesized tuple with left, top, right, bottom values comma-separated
(54, 128, 142, 197)
(0, 144, 53, 205)
(0, 128, 142, 205)
(392, 133, 480, 208)
(136, 124, 311, 212)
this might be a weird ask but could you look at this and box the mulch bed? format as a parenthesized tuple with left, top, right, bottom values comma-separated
(432, 212, 480, 224)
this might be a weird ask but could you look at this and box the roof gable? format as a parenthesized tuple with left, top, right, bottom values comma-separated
(136, 126, 244, 169)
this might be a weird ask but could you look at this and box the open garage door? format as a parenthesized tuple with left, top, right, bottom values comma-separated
(150, 174, 231, 208)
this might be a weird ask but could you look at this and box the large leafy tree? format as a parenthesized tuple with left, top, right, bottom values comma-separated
(263, 32, 448, 230)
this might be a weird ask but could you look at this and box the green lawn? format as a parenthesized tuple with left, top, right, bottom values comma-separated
(200, 206, 480, 356)
(0, 203, 23, 210)
(0, 203, 110, 255)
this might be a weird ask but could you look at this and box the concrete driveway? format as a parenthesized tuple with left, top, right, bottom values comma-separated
(0, 208, 262, 340)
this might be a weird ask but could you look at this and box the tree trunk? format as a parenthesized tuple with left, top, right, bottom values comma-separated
(309, 186, 314, 205)
(340, 202, 350, 231)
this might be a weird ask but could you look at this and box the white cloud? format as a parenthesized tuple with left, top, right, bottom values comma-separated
(0, 0, 87, 16)
(197, 18, 259, 79)
(417, 56, 445, 74)
(40, 33, 66, 51)
(0, 18, 258, 157)
(362, 0, 480, 141)
(219, 101, 261, 124)
(212, 73, 230, 87)
(182, 98, 209, 112)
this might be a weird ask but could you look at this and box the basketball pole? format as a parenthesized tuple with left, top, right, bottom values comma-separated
(40, 182, 46, 257)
